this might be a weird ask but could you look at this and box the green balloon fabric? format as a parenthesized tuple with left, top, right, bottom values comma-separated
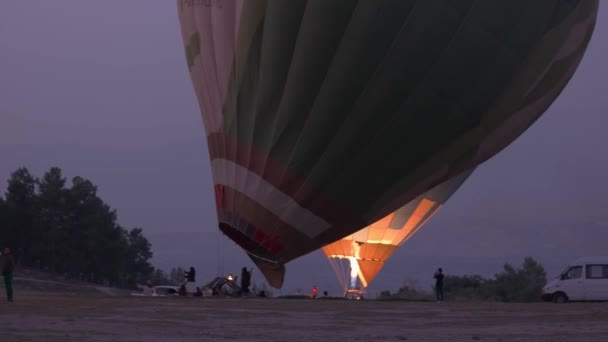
(177, 0, 599, 287)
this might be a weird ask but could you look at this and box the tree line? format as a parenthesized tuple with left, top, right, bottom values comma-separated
(0, 167, 168, 288)
(380, 257, 547, 302)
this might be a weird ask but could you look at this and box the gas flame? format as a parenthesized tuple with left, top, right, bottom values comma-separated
(348, 256, 359, 289)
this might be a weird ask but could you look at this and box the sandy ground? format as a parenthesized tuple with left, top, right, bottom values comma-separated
(1, 292, 608, 341)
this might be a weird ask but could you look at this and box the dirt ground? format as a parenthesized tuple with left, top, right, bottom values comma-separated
(1, 291, 608, 341)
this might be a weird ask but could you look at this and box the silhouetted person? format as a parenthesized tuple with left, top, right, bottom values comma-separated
(312, 285, 318, 299)
(241, 267, 251, 294)
(434, 267, 445, 303)
(1, 247, 15, 302)
(179, 284, 187, 296)
(182, 267, 197, 295)
(185, 267, 196, 282)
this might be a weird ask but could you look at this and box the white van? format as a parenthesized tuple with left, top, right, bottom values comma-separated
(542, 256, 608, 303)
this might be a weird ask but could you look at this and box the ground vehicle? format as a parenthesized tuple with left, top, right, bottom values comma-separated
(542, 256, 608, 303)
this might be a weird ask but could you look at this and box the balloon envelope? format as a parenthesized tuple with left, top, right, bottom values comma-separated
(323, 170, 472, 291)
(177, 0, 598, 287)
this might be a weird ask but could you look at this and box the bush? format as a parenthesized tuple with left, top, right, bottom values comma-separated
(382, 257, 547, 303)
(378, 279, 433, 301)
(494, 257, 546, 302)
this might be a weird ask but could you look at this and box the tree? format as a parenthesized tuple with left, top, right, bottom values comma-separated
(124, 228, 154, 287)
(64, 176, 101, 279)
(441, 274, 496, 301)
(170, 267, 187, 284)
(2, 167, 38, 265)
(378, 279, 434, 301)
(0, 167, 160, 289)
(151, 268, 172, 285)
(0, 196, 6, 245)
(495, 257, 546, 302)
(34, 167, 69, 273)
(383, 257, 548, 302)
(64, 176, 124, 283)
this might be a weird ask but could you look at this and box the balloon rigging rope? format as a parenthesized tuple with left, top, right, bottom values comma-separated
(217, 229, 224, 276)
(328, 257, 349, 292)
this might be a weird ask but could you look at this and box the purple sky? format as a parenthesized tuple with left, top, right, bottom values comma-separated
(1, 1, 607, 296)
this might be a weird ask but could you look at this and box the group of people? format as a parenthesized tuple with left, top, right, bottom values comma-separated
(311, 285, 329, 299)
(140, 266, 198, 297)
(1, 247, 15, 303)
(141, 266, 254, 297)
(1, 248, 447, 303)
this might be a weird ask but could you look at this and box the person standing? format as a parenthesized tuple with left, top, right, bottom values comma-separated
(434, 267, 444, 303)
(1, 247, 15, 303)
(240, 267, 251, 295)
(184, 267, 196, 294)
(185, 267, 196, 282)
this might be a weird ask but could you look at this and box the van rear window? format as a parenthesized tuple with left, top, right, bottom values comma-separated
(586, 265, 608, 279)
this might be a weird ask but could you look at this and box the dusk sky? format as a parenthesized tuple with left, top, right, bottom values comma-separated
(1, 1, 607, 296)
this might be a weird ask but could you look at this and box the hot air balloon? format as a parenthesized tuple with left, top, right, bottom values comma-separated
(323, 171, 472, 297)
(177, 0, 598, 288)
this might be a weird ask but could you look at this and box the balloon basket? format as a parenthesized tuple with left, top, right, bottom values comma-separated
(344, 289, 365, 300)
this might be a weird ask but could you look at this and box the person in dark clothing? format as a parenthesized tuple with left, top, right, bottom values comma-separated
(184, 267, 196, 282)
(1, 247, 15, 302)
(241, 267, 251, 294)
(178, 284, 187, 296)
(434, 267, 445, 303)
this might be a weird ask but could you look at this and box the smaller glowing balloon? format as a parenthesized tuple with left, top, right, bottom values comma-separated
(323, 170, 473, 292)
